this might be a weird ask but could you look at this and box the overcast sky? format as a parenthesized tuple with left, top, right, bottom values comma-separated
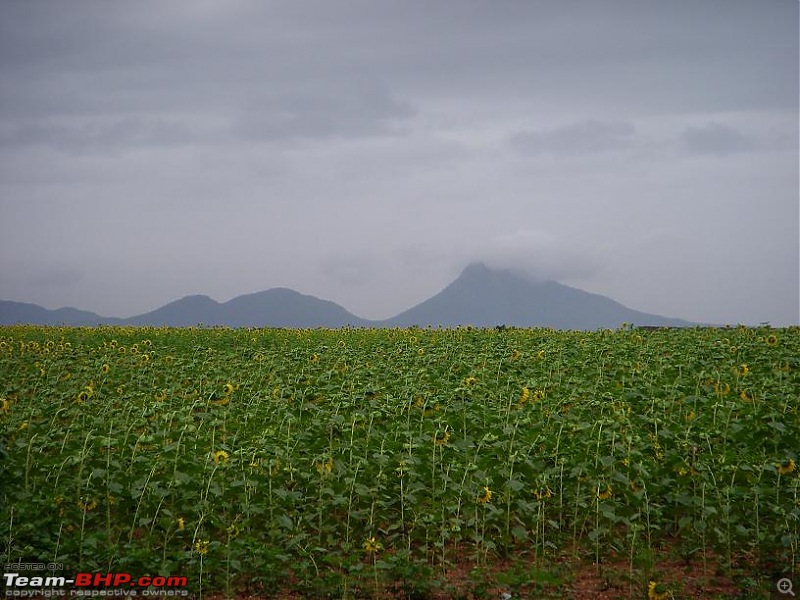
(1, 1, 798, 325)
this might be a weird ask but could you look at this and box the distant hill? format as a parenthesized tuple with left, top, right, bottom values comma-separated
(124, 289, 370, 328)
(0, 300, 118, 326)
(0, 263, 696, 329)
(384, 263, 694, 329)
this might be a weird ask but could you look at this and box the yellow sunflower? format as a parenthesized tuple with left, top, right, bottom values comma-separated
(778, 458, 796, 475)
(519, 387, 531, 404)
(315, 457, 333, 476)
(597, 485, 613, 501)
(77, 498, 97, 512)
(647, 580, 671, 600)
(434, 430, 451, 447)
(477, 486, 493, 504)
(713, 382, 730, 397)
(736, 364, 749, 376)
(212, 450, 230, 465)
(194, 540, 210, 555)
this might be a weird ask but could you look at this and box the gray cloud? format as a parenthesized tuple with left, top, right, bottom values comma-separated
(510, 120, 637, 156)
(0, 117, 202, 154)
(0, 1, 797, 326)
(458, 229, 600, 282)
(680, 122, 756, 156)
(318, 254, 378, 287)
(233, 82, 415, 142)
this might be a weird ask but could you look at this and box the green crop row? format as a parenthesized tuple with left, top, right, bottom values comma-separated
(1, 325, 798, 598)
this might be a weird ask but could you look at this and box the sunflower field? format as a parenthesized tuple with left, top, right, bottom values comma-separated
(1, 325, 798, 598)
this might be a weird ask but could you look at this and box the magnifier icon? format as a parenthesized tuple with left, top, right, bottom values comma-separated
(778, 578, 796, 596)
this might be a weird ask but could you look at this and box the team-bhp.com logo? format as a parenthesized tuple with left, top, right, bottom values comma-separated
(3, 571, 189, 597)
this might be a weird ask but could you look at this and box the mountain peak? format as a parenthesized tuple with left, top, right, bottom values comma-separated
(461, 262, 492, 275)
(1, 268, 696, 329)
(385, 262, 692, 329)
(457, 262, 546, 286)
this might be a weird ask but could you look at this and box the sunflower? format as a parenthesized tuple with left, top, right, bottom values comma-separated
(736, 364, 749, 376)
(532, 389, 546, 402)
(778, 458, 796, 475)
(434, 430, 451, 447)
(76, 390, 90, 403)
(519, 386, 531, 404)
(194, 540, 210, 555)
(464, 376, 477, 387)
(713, 382, 730, 397)
(223, 383, 235, 395)
(315, 457, 333, 476)
(77, 498, 97, 512)
(212, 450, 230, 465)
(647, 581, 671, 600)
(363, 537, 382, 554)
(533, 486, 553, 501)
(597, 485, 613, 501)
(766, 334, 779, 346)
(177, 517, 185, 531)
(739, 390, 753, 402)
(101, 363, 110, 375)
(0, 398, 9, 413)
(477, 486, 493, 504)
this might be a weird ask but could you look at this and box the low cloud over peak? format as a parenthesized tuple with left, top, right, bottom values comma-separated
(459, 229, 601, 284)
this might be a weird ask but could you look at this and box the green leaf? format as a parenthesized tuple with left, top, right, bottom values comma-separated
(511, 526, 528, 540)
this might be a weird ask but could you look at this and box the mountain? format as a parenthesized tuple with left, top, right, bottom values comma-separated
(0, 263, 696, 329)
(124, 289, 370, 327)
(219, 288, 371, 328)
(384, 263, 694, 329)
(123, 294, 222, 327)
(0, 300, 118, 326)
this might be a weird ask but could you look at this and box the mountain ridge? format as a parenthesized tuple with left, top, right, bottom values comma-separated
(0, 263, 696, 329)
